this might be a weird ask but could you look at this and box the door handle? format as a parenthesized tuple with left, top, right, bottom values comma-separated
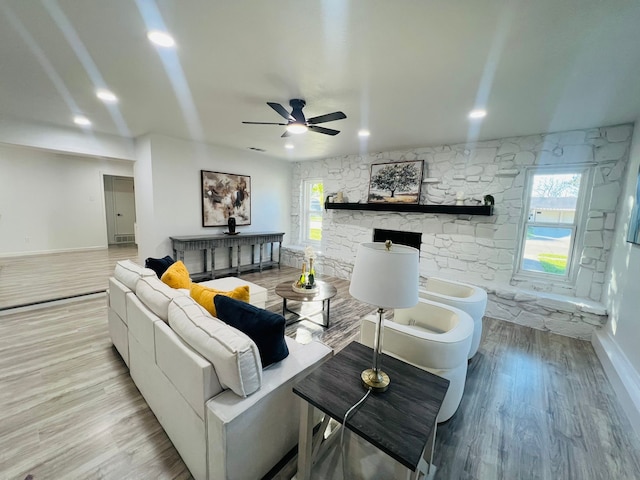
(117, 213, 122, 216)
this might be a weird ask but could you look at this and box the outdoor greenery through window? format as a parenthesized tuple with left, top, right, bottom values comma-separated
(519, 171, 583, 277)
(303, 180, 323, 243)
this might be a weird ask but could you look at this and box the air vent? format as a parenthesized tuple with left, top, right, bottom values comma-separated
(248, 147, 266, 152)
(114, 234, 135, 244)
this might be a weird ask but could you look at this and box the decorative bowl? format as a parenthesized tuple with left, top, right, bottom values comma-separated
(292, 282, 318, 294)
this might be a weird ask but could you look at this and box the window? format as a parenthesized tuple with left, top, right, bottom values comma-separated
(302, 179, 323, 244)
(518, 169, 586, 279)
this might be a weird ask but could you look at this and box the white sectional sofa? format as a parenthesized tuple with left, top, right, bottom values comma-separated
(106, 260, 332, 480)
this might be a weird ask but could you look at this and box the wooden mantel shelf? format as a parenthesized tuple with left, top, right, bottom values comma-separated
(325, 202, 494, 216)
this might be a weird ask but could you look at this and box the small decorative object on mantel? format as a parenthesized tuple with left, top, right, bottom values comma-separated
(456, 191, 465, 206)
(483, 194, 495, 206)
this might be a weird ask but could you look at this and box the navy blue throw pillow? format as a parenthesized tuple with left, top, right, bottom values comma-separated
(145, 255, 175, 278)
(213, 295, 289, 368)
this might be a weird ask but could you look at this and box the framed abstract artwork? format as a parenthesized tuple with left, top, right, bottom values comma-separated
(367, 160, 423, 204)
(201, 170, 251, 227)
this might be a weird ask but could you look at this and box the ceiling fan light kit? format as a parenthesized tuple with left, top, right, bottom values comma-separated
(286, 122, 308, 134)
(242, 98, 346, 137)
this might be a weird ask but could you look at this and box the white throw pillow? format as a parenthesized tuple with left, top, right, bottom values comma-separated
(168, 295, 262, 397)
(114, 259, 155, 291)
(136, 276, 185, 322)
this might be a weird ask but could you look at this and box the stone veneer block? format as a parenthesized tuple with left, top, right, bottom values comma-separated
(591, 183, 621, 210)
(575, 268, 594, 298)
(595, 143, 628, 162)
(586, 217, 605, 231)
(496, 169, 519, 176)
(515, 311, 546, 330)
(605, 124, 632, 142)
(604, 213, 616, 230)
(584, 231, 604, 247)
(514, 151, 535, 164)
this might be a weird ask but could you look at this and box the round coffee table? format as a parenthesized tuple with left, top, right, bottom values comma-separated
(275, 280, 337, 327)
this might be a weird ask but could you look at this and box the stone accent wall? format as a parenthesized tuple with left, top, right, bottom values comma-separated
(286, 124, 633, 339)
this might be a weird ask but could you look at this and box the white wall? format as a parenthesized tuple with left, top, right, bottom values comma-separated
(0, 117, 135, 161)
(134, 134, 292, 271)
(0, 143, 133, 256)
(596, 120, 640, 433)
(607, 121, 640, 367)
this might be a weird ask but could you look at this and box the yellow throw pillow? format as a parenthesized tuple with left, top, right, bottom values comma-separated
(161, 261, 192, 289)
(190, 283, 250, 317)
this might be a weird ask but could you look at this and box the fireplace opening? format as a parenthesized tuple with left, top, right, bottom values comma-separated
(373, 228, 422, 251)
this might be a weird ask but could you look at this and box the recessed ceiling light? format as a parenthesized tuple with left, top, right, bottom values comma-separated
(96, 89, 118, 103)
(358, 129, 370, 137)
(73, 115, 91, 126)
(468, 109, 487, 119)
(284, 143, 294, 149)
(147, 30, 176, 48)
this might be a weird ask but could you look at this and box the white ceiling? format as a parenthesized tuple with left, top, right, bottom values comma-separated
(1, 0, 640, 161)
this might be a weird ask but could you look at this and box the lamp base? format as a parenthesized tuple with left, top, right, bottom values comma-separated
(361, 369, 390, 392)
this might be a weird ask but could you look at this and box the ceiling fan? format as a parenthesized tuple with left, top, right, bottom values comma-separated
(242, 99, 346, 137)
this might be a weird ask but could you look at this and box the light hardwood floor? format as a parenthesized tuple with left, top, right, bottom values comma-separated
(1, 249, 639, 479)
(0, 245, 138, 310)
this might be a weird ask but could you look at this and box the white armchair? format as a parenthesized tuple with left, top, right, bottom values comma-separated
(419, 277, 487, 359)
(360, 298, 474, 422)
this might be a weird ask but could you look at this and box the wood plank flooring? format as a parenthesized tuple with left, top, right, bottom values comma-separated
(0, 245, 138, 310)
(1, 250, 639, 479)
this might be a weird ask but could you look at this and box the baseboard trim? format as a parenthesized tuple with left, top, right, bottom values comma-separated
(592, 328, 640, 437)
(0, 245, 106, 258)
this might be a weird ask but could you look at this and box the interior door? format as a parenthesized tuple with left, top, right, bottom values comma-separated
(113, 177, 135, 235)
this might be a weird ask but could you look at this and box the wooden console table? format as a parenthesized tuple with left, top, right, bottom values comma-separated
(170, 232, 284, 279)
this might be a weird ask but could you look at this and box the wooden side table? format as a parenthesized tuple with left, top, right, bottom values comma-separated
(293, 341, 449, 479)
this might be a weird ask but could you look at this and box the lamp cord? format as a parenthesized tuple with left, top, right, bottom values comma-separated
(340, 387, 372, 479)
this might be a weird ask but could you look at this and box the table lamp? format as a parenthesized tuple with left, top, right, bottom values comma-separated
(349, 240, 419, 392)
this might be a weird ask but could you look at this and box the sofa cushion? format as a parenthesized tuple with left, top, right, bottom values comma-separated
(168, 296, 262, 397)
(145, 255, 175, 278)
(190, 283, 250, 317)
(213, 295, 289, 368)
(136, 276, 186, 322)
(114, 259, 155, 291)
(161, 261, 192, 289)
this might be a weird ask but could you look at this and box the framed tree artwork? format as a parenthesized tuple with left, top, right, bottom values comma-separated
(367, 160, 423, 204)
(201, 170, 251, 227)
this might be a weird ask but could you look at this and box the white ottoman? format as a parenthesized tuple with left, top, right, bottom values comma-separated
(199, 277, 268, 308)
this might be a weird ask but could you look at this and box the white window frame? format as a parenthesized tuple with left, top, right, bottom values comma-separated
(514, 165, 592, 283)
(301, 178, 323, 246)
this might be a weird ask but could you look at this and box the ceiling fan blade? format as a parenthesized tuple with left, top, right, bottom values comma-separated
(308, 125, 340, 136)
(281, 130, 292, 138)
(307, 111, 346, 125)
(242, 121, 288, 125)
(267, 102, 293, 121)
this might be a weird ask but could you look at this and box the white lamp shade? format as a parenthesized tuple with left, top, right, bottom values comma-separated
(349, 242, 419, 309)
